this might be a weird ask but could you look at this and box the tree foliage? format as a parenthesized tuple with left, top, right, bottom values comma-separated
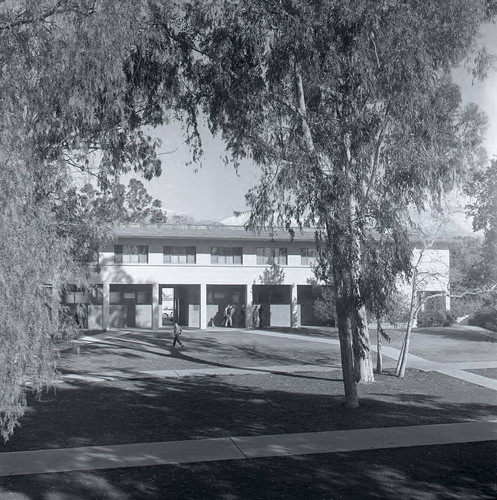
(0, 0, 187, 440)
(466, 158, 497, 286)
(0, 0, 494, 436)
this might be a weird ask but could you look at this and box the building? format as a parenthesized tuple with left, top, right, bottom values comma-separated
(66, 224, 450, 330)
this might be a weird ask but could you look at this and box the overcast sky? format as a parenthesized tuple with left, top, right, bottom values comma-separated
(133, 23, 497, 223)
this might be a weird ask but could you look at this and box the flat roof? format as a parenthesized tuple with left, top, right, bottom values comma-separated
(112, 223, 459, 248)
(112, 224, 317, 242)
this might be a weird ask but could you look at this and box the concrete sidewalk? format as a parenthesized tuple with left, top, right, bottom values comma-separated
(1, 421, 496, 477)
(60, 363, 342, 383)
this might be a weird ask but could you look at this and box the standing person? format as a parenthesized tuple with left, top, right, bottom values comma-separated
(223, 304, 230, 327)
(172, 322, 184, 348)
(258, 304, 264, 328)
(241, 305, 246, 328)
(226, 304, 234, 327)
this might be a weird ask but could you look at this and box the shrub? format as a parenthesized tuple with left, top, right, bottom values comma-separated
(469, 306, 497, 332)
(417, 294, 455, 327)
(418, 309, 445, 327)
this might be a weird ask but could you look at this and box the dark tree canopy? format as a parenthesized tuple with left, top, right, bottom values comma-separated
(0, 0, 187, 439)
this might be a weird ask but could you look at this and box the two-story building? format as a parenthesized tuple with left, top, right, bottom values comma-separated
(66, 224, 451, 330)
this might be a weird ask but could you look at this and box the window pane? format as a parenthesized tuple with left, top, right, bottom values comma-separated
(64, 293, 75, 304)
(114, 245, 123, 263)
(187, 250, 195, 263)
(211, 247, 218, 264)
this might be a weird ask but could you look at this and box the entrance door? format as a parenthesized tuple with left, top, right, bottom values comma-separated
(162, 287, 175, 325)
(122, 292, 137, 327)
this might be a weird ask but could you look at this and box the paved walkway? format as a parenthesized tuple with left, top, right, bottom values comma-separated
(1, 421, 496, 477)
(9, 326, 497, 478)
(61, 363, 342, 383)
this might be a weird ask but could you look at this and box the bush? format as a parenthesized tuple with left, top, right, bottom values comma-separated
(449, 296, 483, 319)
(417, 294, 456, 327)
(418, 309, 448, 327)
(469, 306, 497, 332)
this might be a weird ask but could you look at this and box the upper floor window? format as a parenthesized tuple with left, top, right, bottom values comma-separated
(301, 247, 317, 266)
(257, 247, 288, 265)
(211, 246, 243, 264)
(114, 245, 148, 264)
(163, 246, 196, 264)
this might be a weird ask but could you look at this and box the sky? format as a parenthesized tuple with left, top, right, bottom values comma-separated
(129, 23, 497, 224)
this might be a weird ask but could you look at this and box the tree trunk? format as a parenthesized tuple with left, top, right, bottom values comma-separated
(351, 303, 375, 383)
(376, 317, 383, 374)
(396, 270, 418, 377)
(335, 297, 359, 408)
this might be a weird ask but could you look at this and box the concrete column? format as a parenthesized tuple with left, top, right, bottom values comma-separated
(291, 284, 299, 328)
(200, 283, 207, 330)
(445, 291, 451, 312)
(245, 284, 253, 328)
(152, 283, 160, 330)
(102, 283, 110, 330)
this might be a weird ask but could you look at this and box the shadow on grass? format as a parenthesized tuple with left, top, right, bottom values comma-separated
(2, 441, 496, 500)
(2, 371, 497, 452)
(413, 326, 497, 344)
(57, 330, 341, 377)
(0, 370, 496, 498)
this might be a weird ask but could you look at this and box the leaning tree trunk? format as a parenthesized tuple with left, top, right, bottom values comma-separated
(294, 64, 363, 404)
(335, 296, 359, 408)
(376, 317, 383, 374)
(396, 270, 419, 377)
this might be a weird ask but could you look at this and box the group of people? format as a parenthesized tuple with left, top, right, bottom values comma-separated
(223, 304, 236, 327)
(172, 302, 267, 348)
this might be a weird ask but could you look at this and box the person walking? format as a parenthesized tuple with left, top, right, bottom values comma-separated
(226, 304, 234, 327)
(172, 322, 184, 348)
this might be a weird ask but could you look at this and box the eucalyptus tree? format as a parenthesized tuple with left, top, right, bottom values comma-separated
(168, 0, 490, 406)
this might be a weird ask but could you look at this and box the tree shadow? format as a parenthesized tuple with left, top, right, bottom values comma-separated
(57, 329, 342, 378)
(413, 326, 496, 344)
(0, 373, 496, 498)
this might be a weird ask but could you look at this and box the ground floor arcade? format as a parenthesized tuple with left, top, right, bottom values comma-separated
(72, 283, 327, 330)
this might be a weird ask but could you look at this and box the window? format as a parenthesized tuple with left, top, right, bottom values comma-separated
(257, 247, 288, 265)
(64, 291, 89, 304)
(211, 246, 243, 264)
(301, 248, 317, 266)
(63, 286, 102, 305)
(114, 245, 148, 263)
(163, 246, 196, 264)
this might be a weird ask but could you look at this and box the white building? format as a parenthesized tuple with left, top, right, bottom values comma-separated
(66, 224, 450, 330)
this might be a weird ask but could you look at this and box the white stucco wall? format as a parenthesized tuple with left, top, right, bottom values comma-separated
(397, 248, 451, 310)
(96, 237, 316, 286)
